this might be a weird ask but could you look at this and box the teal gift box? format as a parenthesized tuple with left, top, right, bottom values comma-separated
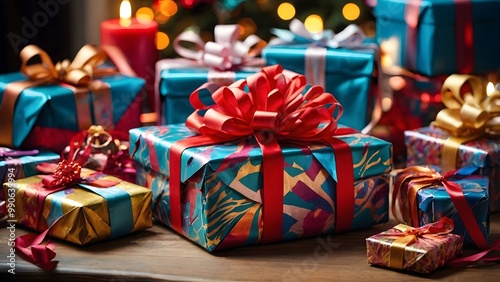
(375, 0, 500, 76)
(130, 124, 392, 252)
(262, 46, 376, 131)
(157, 60, 258, 125)
(0, 45, 145, 153)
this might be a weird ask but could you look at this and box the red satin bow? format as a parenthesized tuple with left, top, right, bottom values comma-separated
(169, 65, 356, 243)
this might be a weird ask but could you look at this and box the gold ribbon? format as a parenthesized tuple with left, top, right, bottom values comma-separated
(432, 74, 500, 170)
(0, 45, 116, 147)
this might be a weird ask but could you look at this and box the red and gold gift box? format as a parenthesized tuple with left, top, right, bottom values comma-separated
(366, 217, 463, 274)
(4, 167, 152, 245)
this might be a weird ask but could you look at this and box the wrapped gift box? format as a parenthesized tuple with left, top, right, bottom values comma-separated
(3, 168, 152, 245)
(393, 168, 489, 245)
(131, 124, 392, 252)
(366, 220, 463, 274)
(1, 149, 60, 183)
(157, 64, 257, 125)
(375, 0, 500, 76)
(262, 45, 376, 131)
(405, 126, 500, 213)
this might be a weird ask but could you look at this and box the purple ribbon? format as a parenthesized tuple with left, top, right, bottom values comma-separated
(0, 147, 39, 159)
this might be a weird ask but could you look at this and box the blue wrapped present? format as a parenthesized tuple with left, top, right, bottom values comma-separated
(157, 62, 257, 124)
(262, 20, 377, 131)
(0, 148, 60, 183)
(0, 45, 145, 152)
(375, 0, 500, 76)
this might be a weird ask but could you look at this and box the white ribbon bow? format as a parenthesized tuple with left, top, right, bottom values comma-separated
(270, 18, 365, 49)
(173, 25, 265, 71)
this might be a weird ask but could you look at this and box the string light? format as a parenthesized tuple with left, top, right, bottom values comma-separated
(277, 3, 295, 20)
(342, 3, 360, 21)
(157, 32, 170, 50)
(304, 14, 323, 34)
(136, 7, 154, 23)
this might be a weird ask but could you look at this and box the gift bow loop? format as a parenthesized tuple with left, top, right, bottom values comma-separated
(433, 74, 500, 137)
(20, 44, 108, 87)
(185, 65, 343, 140)
(173, 24, 265, 71)
(270, 18, 365, 49)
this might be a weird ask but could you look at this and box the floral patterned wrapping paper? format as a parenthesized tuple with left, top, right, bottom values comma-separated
(405, 126, 500, 212)
(131, 124, 392, 252)
(3, 168, 152, 245)
(366, 224, 464, 274)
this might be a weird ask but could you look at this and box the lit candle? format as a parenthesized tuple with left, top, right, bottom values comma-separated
(101, 0, 158, 117)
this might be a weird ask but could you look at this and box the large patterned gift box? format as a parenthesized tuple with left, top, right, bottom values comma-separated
(0, 45, 145, 153)
(391, 166, 489, 246)
(366, 218, 463, 274)
(262, 19, 377, 131)
(133, 65, 392, 252)
(156, 24, 264, 125)
(375, 0, 500, 76)
(4, 167, 152, 245)
(131, 124, 392, 252)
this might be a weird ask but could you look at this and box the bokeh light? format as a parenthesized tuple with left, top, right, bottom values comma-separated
(342, 3, 360, 21)
(157, 32, 170, 50)
(160, 0, 178, 16)
(136, 7, 154, 24)
(238, 18, 257, 36)
(277, 3, 295, 20)
(304, 14, 323, 34)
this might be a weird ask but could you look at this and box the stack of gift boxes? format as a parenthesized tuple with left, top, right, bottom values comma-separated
(1, 0, 500, 274)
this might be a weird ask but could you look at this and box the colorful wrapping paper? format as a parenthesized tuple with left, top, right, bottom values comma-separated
(262, 45, 375, 131)
(375, 0, 500, 76)
(131, 124, 392, 252)
(3, 168, 152, 245)
(157, 64, 258, 124)
(405, 126, 500, 212)
(393, 168, 489, 245)
(366, 221, 464, 274)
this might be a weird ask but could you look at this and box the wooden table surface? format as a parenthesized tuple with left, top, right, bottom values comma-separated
(1, 213, 499, 281)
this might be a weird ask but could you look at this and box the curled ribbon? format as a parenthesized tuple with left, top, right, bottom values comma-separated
(392, 166, 489, 250)
(167, 65, 356, 243)
(382, 217, 455, 270)
(174, 24, 266, 71)
(0, 44, 117, 148)
(432, 74, 500, 170)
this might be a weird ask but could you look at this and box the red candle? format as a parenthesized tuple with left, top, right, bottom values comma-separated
(100, 0, 158, 117)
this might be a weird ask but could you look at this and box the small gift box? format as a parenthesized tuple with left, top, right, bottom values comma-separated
(157, 24, 265, 125)
(405, 75, 500, 212)
(375, 0, 500, 76)
(4, 164, 153, 246)
(262, 19, 378, 131)
(132, 65, 392, 252)
(392, 166, 489, 247)
(366, 217, 464, 274)
(0, 45, 145, 152)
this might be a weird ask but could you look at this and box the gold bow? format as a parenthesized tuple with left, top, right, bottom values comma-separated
(431, 74, 500, 170)
(20, 44, 109, 87)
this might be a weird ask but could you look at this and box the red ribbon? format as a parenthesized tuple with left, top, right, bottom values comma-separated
(404, 0, 474, 73)
(167, 65, 356, 243)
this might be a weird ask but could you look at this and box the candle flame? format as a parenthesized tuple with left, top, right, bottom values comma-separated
(487, 82, 495, 96)
(120, 0, 132, 27)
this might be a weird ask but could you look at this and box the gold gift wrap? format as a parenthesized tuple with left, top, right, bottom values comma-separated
(3, 168, 152, 245)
